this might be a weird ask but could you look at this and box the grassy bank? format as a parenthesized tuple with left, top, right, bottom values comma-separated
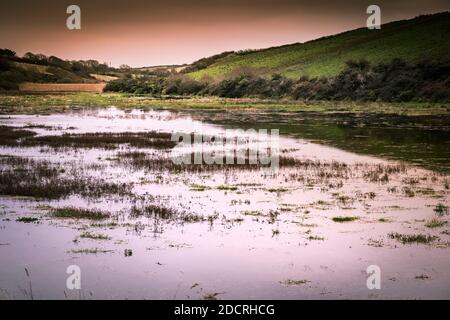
(0, 92, 449, 116)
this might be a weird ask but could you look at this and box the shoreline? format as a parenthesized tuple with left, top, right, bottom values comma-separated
(0, 92, 449, 116)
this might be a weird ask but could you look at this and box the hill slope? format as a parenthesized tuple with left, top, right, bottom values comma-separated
(188, 12, 450, 81)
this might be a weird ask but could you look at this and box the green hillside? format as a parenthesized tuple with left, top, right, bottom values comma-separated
(188, 12, 450, 81)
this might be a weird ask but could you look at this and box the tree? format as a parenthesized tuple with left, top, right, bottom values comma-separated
(0, 49, 16, 57)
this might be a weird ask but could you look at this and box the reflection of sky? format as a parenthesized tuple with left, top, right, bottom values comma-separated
(0, 107, 449, 299)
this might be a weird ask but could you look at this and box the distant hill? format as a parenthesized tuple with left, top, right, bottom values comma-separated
(187, 12, 450, 81)
(0, 50, 117, 90)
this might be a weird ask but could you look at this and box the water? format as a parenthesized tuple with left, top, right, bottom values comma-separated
(0, 107, 449, 299)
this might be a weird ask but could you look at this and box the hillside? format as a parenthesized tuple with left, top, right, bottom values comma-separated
(0, 50, 117, 90)
(188, 12, 450, 81)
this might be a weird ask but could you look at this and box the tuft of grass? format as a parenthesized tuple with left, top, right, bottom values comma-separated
(268, 188, 289, 193)
(332, 216, 359, 223)
(69, 248, 113, 254)
(280, 279, 310, 286)
(203, 292, 221, 300)
(425, 219, 447, 229)
(307, 235, 325, 241)
(434, 203, 449, 216)
(216, 185, 238, 191)
(388, 232, 439, 244)
(16, 217, 39, 223)
(79, 231, 111, 240)
(51, 207, 110, 220)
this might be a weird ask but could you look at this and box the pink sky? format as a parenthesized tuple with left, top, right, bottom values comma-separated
(1, 0, 449, 67)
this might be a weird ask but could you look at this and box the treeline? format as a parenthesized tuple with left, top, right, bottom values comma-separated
(104, 59, 450, 102)
(0, 48, 116, 90)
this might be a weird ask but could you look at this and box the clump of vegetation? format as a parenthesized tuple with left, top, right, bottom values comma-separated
(425, 219, 447, 229)
(105, 59, 450, 103)
(307, 235, 325, 241)
(23, 131, 176, 149)
(332, 216, 359, 223)
(69, 248, 113, 255)
(216, 185, 238, 191)
(268, 188, 288, 193)
(16, 217, 39, 223)
(0, 126, 37, 146)
(388, 232, 439, 244)
(434, 203, 449, 216)
(79, 231, 111, 240)
(279, 279, 310, 286)
(402, 187, 415, 197)
(0, 157, 130, 199)
(130, 204, 179, 220)
(203, 292, 221, 300)
(51, 207, 111, 220)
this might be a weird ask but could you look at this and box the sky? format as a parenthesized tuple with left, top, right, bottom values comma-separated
(1, 0, 449, 67)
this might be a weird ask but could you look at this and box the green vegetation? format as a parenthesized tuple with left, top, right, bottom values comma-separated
(0, 49, 117, 90)
(0, 156, 130, 199)
(388, 232, 439, 244)
(188, 13, 450, 80)
(79, 231, 111, 240)
(25, 131, 175, 149)
(50, 207, 111, 220)
(332, 216, 359, 223)
(425, 219, 447, 229)
(434, 203, 449, 216)
(16, 217, 39, 223)
(0, 92, 448, 116)
(104, 59, 450, 102)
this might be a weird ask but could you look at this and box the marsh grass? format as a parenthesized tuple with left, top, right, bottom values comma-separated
(332, 216, 359, 223)
(388, 232, 439, 244)
(280, 279, 310, 286)
(23, 131, 176, 150)
(434, 203, 449, 216)
(16, 217, 39, 223)
(69, 248, 114, 254)
(51, 207, 111, 220)
(79, 231, 111, 240)
(0, 125, 36, 146)
(0, 157, 130, 199)
(425, 219, 447, 229)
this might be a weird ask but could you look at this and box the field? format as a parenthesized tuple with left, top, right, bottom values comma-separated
(1, 92, 449, 116)
(18, 83, 106, 93)
(188, 12, 450, 80)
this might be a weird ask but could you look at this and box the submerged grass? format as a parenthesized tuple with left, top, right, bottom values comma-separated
(79, 231, 111, 240)
(16, 217, 39, 223)
(425, 219, 447, 229)
(388, 232, 439, 244)
(332, 216, 359, 223)
(50, 207, 111, 220)
(23, 131, 176, 149)
(0, 125, 37, 146)
(0, 156, 130, 199)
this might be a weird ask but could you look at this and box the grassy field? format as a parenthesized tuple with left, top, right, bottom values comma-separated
(18, 83, 106, 93)
(0, 92, 449, 116)
(188, 12, 450, 80)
